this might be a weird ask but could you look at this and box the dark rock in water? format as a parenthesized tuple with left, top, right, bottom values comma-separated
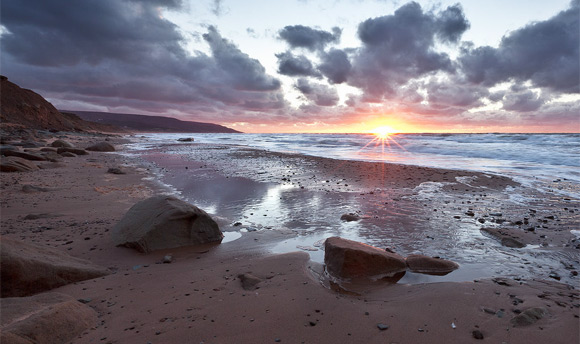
(238, 273, 262, 290)
(340, 213, 360, 222)
(480, 227, 526, 248)
(405, 254, 459, 275)
(1, 292, 98, 344)
(0, 237, 110, 297)
(0, 156, 39, 172)
(107, 167, 126, 175)
(324, 237, 406, 280)
(57, 147, 88, 155)
(86, 142, 115, 152)
(510, 307, 547, 327)
(50, 139, 74, 148)
(465, 210, 475, 216)
(112, 195, 223, 253)
(1, 149, 47, 161)
(177, 137, 194, 142)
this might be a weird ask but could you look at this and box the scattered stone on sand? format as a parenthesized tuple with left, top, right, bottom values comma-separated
(480, 227, 526, 248)
(472, 330, 484, 339)
(112, 195, 224, 253)
(59, 151, 77, 157)
(1, 292, 98, 344)
(177, 137, 194, 142)
(324, 237, 406, 280)
(510, 307, 548, 327)
(1, 149, 47, 161)
(50, 139, 74, 148)
(0, 156, 39, 172)
(405, 254, 459, 275)
(340, 213, 360, 222)
(21, 185, 52, 193)
(238, 273, 262, 290)
(57, 147, 89, 155)
(0, 237, 110, 297)
(86, 141, 115, 152)
(107, 167, 126, 175)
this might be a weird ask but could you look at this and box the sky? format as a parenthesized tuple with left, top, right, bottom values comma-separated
(1, 0, 579, 133)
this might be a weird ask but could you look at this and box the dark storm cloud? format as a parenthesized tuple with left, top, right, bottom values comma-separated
(1, 0, 284, 122)
(347, 2, 467, 100)
(294, 78, 339, 106)
(318, 49, 351, 84)
(459, 0, 579, 93)
(278, 25, 341, 51)
(275, 51, 322, 78)
(502, 89, 546, 112)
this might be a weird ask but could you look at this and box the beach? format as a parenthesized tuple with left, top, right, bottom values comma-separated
(1, 133, 579, 344)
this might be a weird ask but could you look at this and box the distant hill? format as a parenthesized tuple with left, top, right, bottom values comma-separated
(67, 111, 241, 133)
(0, 76, 120, 133)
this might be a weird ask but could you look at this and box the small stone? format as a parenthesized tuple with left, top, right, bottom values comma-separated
(78, 298, 92, 304)
(107, 167, 126, 175)
(163, 255, 173, 264)
(377, 323, 389, 331)
(472, 330, 484, 339)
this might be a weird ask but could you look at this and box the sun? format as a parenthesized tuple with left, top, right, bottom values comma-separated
(371, 125, 398, 139)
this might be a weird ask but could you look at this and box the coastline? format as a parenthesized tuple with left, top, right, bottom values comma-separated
(1, 133, 578, 343)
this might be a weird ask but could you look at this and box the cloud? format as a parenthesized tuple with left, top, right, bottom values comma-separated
(210, 0, 225, 16)
(502, 89, 546, 112)
(294, 78, 339, 106)
(278, 25, 341, 51)
(459, 0, 579, 93)
(318, 49, 352, 84)
(276, 51, 321, 78)
(1, 0, 284, 123)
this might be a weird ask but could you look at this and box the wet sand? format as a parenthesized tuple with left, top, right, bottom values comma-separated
(1, 135, 578, 343)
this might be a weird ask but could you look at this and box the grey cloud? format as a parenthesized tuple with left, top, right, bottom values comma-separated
(276, 51, 321, 78)
(502, 90, 546, 112)
(436, 4, 470, 43)
(294, 78, 339, 106)
(1, 0, 284, 122)
(459, 0, 579, 93)
(318, 49, 351, 84)
(278, 25, 341, 51)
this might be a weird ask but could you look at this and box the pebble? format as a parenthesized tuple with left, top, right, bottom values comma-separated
(377, 323, 389, 331)
(163, 255, 173, 264)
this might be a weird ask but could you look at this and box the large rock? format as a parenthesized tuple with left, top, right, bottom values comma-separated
(86, 141, 115, 152)
(405, 254, 459, 275)
(50, 139, 74, 148)
(324, 237, 406, 280)
(112, 195, 223, 253)
(481, 227, 526, 248)
(57, 147, 88, 155)
(0, 237, 110, 297)
(0, 157, 39, 172)
(0, 149, 47, 161)
(1, 292, 98, 344)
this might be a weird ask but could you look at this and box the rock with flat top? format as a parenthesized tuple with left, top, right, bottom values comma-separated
(1, 292, 97, 344)
(324, 237, 406, 280)
(0, 237, 110, 297)
(510, 307, 548, 327)
(0, 149, 47, 161)
(112, 195, 223, 253)
(86, 142, 115, 152)
(0, 156, 39, 172)
(405, 254, 459, 275)
(57, 147, 88, 155)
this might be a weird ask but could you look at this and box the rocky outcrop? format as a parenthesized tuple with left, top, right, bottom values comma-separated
(480, 227, 526, 248)
(0, 157, 39, 172)
(405, 254, 459, 275)
(57, 147, 89, 156)
(324, 237, 406, 280)
(1, 292, 98, 344)
(112, 195, 223, 253)
(86, 142, 115, 152)
(0, 149, 47, 161)
(0, 237, 110, 297)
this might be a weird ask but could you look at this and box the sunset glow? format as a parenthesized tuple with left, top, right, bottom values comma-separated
(371, 126, 399, 139)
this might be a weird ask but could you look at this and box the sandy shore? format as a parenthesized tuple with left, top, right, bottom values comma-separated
(1, 134, 578, 343)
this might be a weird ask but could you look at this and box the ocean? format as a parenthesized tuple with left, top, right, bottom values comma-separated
(131, 132, 580, 198)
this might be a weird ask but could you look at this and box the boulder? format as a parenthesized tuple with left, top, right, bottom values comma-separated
(107, 167, 126, 175)
(177, 137, 194, 142)
(86, 142, 115, 152)
(1, 292, 98, 344)
(0, 157, 39, 172)
(57, 147, 88, 155)
(112, 195, 223, 253)
(340, 213, 360, 222)
(0, 237, 110, 297)
(50, 139, 73, 148)
(405, 254, 459, 275)
(510, 307, 548, 327)
(1, 149, 47, 161)
(324, 237, 406, 280)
